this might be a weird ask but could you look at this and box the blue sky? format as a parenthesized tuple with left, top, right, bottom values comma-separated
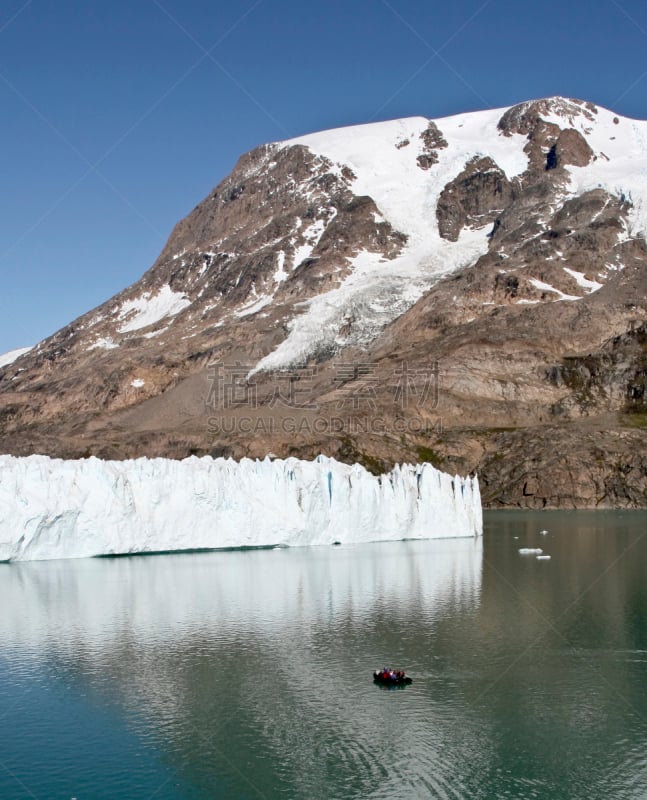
(1, 0, 646, 352)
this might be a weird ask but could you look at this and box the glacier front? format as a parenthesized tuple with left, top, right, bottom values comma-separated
(0, 454, 482, 562)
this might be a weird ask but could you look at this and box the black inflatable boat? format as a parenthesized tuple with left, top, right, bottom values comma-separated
(373, 669, 412, 686)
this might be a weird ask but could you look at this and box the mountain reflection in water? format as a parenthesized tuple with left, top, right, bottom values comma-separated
(1, 514, 646, 800)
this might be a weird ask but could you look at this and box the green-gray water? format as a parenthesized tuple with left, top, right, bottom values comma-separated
(1, 510, 646, 798)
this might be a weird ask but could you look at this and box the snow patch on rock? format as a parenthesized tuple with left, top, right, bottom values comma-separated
(0, 347, 32, 368)
(274, 250, 288, 283)
(292, 216, 331, 270)
(563, 267, 603, 293)
(118, 285, 191, 333)
(88, 338, 118, 351)
(529, 278, 581, 301)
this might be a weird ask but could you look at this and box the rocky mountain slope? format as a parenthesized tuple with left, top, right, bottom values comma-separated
(2, 96, 647, 508)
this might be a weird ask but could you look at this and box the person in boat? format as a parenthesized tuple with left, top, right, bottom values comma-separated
(374, 667, 411, 685)
(376, 668, 408, 682)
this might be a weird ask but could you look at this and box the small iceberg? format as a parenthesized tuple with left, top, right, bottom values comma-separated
(519, 548, 543, 555)
(536, 555, 551, 561)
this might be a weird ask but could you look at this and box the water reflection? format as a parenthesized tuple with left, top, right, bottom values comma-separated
(0, 538, 483, 799)
(0, 537, 483, 652)
(1, 515, 646, 799)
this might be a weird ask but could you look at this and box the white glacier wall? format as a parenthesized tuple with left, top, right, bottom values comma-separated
(0, 454, 482, 562)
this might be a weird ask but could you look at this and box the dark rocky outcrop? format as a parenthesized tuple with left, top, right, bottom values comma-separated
(416, 121, 448, 170)
(437, 157, 513, 241)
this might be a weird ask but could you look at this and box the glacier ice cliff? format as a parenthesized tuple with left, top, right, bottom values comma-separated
(0, 454, 482, 561)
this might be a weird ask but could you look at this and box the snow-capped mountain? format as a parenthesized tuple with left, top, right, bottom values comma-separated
(1, 97, 647, 508)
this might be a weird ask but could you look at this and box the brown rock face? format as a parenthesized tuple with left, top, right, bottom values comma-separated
(497, 97, 598, 137)
(1, 96, 647, 508)
(552, 128, 595, 168)
(437, 157, 514, 241)
(499, 98, 595, 177)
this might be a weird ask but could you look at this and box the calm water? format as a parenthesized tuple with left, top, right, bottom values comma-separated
(1, 511, 646, 799)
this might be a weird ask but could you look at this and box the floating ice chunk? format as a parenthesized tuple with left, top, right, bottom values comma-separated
(519, 548, 543, 555)
(536, 555, 551, 560)
(539, 529, 549, 535)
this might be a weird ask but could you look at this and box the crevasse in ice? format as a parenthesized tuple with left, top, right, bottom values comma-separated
(0, 454, 482, 561)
